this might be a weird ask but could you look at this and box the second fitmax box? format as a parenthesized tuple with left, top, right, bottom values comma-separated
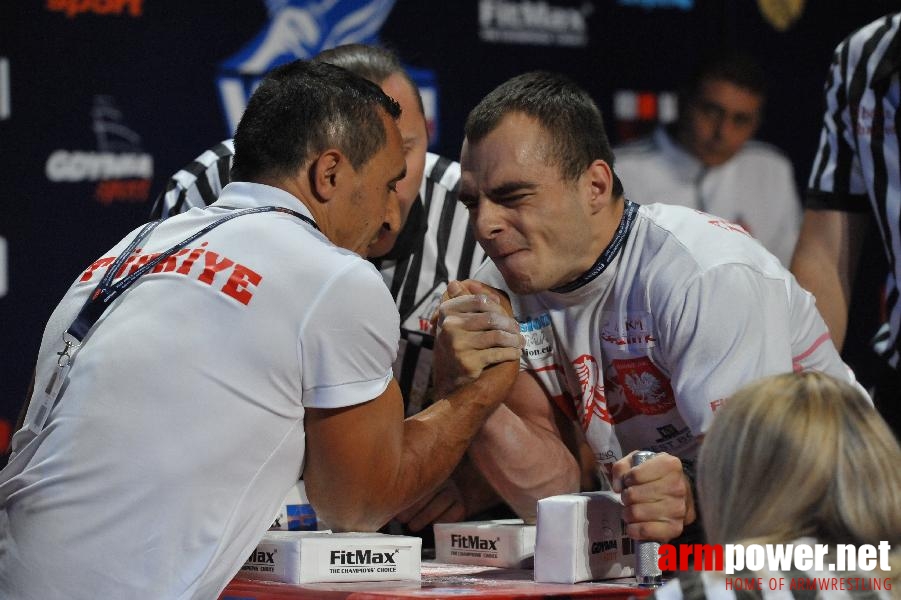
(433, 519, 537, 568)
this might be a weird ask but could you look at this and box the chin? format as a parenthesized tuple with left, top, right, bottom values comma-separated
(499, 270, 540, 295)
(367, 237, 396, 259)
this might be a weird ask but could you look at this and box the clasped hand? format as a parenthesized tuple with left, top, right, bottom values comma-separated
(431, 280, 524, 399)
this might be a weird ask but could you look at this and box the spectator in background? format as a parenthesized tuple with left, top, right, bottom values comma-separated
(615, 52, 801, 266)
(790, 12, 901, 437)
(651, 372, 900, 600)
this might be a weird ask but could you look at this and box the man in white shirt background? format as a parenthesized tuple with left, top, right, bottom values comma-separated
(615, 52, 801, 266)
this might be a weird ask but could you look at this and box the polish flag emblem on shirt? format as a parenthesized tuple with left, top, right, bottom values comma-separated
(611, 357, 675, 415)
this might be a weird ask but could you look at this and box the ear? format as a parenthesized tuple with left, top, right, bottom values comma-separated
(309, 149, 347, 202)
(584, 159, 614, 214)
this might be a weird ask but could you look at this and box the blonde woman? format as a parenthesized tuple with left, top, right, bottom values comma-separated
(654, 371, 901, 600)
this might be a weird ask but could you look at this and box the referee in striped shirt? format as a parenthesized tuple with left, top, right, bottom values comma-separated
(791, 12, 901, 437)
(152, 45, 500, 528)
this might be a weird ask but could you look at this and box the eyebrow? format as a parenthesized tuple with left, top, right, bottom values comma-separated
(487, 180, 538, 198)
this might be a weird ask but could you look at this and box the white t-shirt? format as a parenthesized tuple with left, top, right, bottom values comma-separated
(0, 182, 398, 600)
(477, 202, 859, 476)
(614, 127, 801, 266)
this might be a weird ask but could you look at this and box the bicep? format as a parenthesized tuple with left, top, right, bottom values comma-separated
(302, 379, 405, 529)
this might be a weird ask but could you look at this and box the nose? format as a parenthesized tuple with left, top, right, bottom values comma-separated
(472, 198, 505, 242)
(710, 114, 725, 140)
(382, 189, 402, 234)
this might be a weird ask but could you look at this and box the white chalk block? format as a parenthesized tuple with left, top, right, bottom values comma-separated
(239, 531, 422, 584)
(534, 491, 636, 583)
(434, 519, 536, 568)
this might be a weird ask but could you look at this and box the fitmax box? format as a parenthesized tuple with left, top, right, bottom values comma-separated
(239, 531, 422, 584)
(434, 519, 536, 568)
(534, 491, 636, 583)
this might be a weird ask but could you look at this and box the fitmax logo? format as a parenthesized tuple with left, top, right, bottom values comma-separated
(329, 549, 399, 565)
(450, 535, 500, 551)
(247, 548, 277, 564)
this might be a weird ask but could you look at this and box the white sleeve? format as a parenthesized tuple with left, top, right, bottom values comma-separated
(299, 260, 399, 409)
(659, 264, 795, 435)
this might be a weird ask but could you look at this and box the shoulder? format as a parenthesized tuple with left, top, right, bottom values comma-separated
(631, 204, 786, 282)
(181, 139, 235, 172)
(423, 151, 461, 191)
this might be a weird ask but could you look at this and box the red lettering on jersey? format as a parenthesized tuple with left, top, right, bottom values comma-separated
(126, 252, 158, 276)
(79, 256, 115, 282)
(151, 248, 190, 273)
(115, 250, 142, 278)
(197, 251, 235, 285)
(176, 243, 208, 275)
(221, 264, 262, 305)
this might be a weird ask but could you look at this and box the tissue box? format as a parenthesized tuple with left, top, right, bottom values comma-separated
(239, 531, 422, 584)
(534, 491, 636, 583)
(433, 519, 536, 568)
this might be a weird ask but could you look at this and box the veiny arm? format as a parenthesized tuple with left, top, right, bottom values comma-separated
(466, 370, 581, 523)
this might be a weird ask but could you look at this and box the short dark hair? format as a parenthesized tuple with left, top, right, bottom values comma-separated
(232, 60, 401, 182)
(686, 51, 768, 100)
(464, 71, 623, 197)
(313, 44, 425, 116)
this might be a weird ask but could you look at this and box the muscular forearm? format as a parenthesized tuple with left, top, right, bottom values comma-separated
(467, 403, 580, 523)
(308, 362, 517, 532)
(386, 362, 518, 519)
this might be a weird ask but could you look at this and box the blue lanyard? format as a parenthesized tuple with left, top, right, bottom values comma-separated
(65, 205, 318, 344)
(551, 199, 639, 294)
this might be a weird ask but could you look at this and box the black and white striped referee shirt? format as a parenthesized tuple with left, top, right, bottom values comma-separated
(806, 12, 901, 369)
(152, 140, 486, 415)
